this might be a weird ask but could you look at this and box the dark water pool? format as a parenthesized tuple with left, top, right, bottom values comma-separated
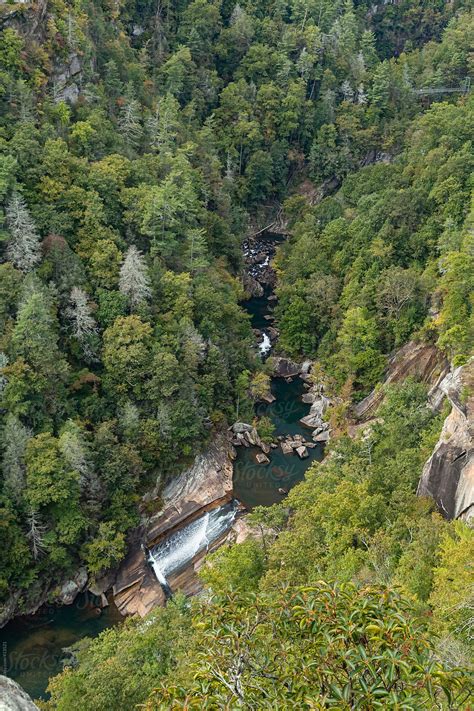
(233, 377, 324, 508)
(0, 594, 122, 701)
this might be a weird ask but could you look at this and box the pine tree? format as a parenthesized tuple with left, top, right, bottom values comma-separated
(2, 414, 30, 503)
(119, 245, 152, 310)
(66, 286, 98, 360)
(184, 228, 209, 273)
(146, 93, 179, 153)
(5, 192, 41, 272)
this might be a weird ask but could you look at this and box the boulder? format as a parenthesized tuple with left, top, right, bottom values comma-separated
(231, 422, 253, 434)
(245, 427, 261, 447)
(313, 430, 330, 443)
(261, 392, 276, 404)
(0, 675, 39, 711)
(268, 356, 301, 378)
(56, 568, 88, 605)
(242, 272, 264, 298)
(256, 453, 270, 465)
(300, 394, 330, 429)
(296, 446, 309, 459)
(280, 441, 294, 455)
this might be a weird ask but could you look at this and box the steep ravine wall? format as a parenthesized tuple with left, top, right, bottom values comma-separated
(418, 361, 473, 521)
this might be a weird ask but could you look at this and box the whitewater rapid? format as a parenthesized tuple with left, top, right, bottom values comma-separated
(148, 502, 237, 589)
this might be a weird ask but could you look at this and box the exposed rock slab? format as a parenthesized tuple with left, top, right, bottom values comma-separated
(354, 341, 449, 422)
(146, 433, 234, 545)
(113, 542, 165, 617)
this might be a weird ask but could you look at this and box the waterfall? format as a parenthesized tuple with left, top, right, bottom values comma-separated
(259, 331, 272, 356)
(148, 502, 237, 591)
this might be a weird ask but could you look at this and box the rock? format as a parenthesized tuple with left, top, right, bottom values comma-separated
(261, 442, 271, 454)
(113, 541, 165, 617)
(231, 437, 242, 446)
(242, 272, 264, 298)
(231, 422, 253, 434)
(280, 441, 294, 455)
(51, 53, 83, 105)
(296, 446, 309, 459)
(256, 453, 270, 465)
(313, 430, 330, 443)
(87, 570, 115, 599)
(263, 314, 274, 321)
(0, 675, 39, 710)
(278, 487, 288, 495)
(300, 393, 330, 429)
(267, 326, 279, 341)
(417, 361, 473, 521)
(270, 442, 278, 449)
(305, 442, 316, 448)
(56, 568, 88, 605)
(245, 427, 261, 447)
(301, 359, 312, 376)
(301, 392, 315, 403)
(268, 294, 278, 301)
(354, 341, 449, 422)
(285, 377, 293, 383)
(261, 392, 276, 404)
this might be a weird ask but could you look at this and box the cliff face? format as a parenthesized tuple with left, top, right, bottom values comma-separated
(418, 361, 473, 521)
(354, 341, 449, 421)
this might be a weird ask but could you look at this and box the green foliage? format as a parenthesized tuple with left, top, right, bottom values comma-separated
(199, 538, 265, 594)
(429, 522, 474, 654)
(148, 583, 472, 709)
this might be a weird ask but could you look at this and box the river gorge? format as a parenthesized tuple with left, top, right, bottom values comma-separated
(1, 230, 326, 700)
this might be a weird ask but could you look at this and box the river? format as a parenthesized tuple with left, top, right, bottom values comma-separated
(0, 232, 323, 701)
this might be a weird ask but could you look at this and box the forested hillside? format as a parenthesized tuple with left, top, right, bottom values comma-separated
(0, 0, 473, 707)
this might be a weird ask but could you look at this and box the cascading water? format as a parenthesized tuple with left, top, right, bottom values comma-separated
(148, 502, 238, 590)
(259, 331, 272, 356)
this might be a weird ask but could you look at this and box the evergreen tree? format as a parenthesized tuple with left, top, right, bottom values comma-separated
(2, 413, 30, 503)
(5, 192, 41, 272)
